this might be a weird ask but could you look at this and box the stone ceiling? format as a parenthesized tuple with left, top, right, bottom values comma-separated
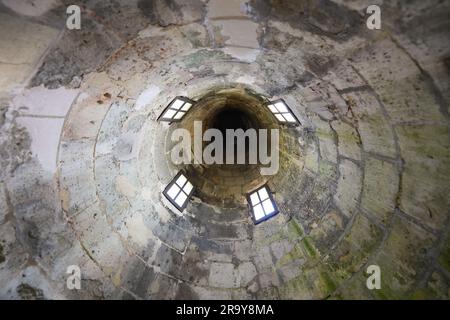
(0, 0, 449, 300)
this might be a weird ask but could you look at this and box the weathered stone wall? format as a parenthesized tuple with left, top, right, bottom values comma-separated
(0, 0, 448, 299)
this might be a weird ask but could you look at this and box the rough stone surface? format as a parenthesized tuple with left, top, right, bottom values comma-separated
(331, 120, 361, 161)
(334, 160, 362, 218)
(361, 158, 398, 224)
(0, 0, 448, 300)
(396, 125, 450, 230)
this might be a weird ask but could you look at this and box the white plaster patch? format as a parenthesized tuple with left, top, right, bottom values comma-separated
(135, 85, 160, 110)
(13, 85, 79, 117)
(142, 187, 153, 200)
(207, 0, 248, 18)
(212, 19, 260, 48)
(208, 17, 260, 62)
(126, 212, 154, 247)
(115, 175, 136, 199)
(16, 116, 64, 174)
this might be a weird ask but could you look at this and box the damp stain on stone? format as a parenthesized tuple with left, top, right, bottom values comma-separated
(17, 283, 45, 300)
(0, 243, 5, 264)
(181, 49, 232, 69)
(248, 0, 363, 40)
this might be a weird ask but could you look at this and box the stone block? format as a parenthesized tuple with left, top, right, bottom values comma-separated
(334, 159, 362, 217)
(331, 120, 361, 161)
(353, 39, 443, 123)
(374, 216, 437, 298)
(58, 139, 97, 215)
(237, 261, 258, 287)
(331, 213, 383, 274)
(343, 91, 396, 158)
(397, 125, 450, 230)
(12, 86, 78, 117)
(209, 262, 238, 288)
(311, 115, 337, 163)
(361, 157, 398, 224)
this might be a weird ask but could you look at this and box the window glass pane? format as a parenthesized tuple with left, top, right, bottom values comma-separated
(250, 192, 260, 205)
(181, 103, 192, 111)
(258, 188, 269, 201)
(283, 113, 296, 123)
(167, 184, 180, 199)
(171, 99, 184, 110)
(275, 114, 286, 122)
(175, 192, 187, 207)
(275, 101, 288, 113)
(268, 104, 277, 113)
(173, 111, 185, 120)
(262, 199, 275, 215)
(183, 181, 193, 194)
(176, 174, 187, 187)
(253, 204, 265, 220)
(163, 109, 176, 119)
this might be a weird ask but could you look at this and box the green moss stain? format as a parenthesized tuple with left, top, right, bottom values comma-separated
(315, 128, 333, 140)
(331, 215, 383, 275)
(369, 273, 415, 300)
(287, 218, 303, 239)
(279, 267, 339, 299)
(372, 285, 401, 300)
(301, 237, 317, 258)
(259, 231, 286, 247)
(17, 283, 45, 300)
(320, 272, 337, 294)
(277, 243, 304, 268)
(338, 130, 360, 145)
(400, 125, 449, 159)
(279, 274, 311, 299)
(326, 262, 353, 284)
(410, 288, 435, 300)
(319, 160, 337, 179)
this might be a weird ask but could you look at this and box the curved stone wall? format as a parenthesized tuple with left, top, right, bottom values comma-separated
(0, 0, 448, 300)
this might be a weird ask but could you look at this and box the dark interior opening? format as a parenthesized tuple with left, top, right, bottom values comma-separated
(210, 108, 254, 133)
(177, 87, 281, 206)
(207, 107, 258, 164)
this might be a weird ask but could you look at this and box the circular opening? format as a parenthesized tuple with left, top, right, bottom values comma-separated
(164, 86, 297, 207)
(210, 108, 254, 133)
(206, 107, 258, 165)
